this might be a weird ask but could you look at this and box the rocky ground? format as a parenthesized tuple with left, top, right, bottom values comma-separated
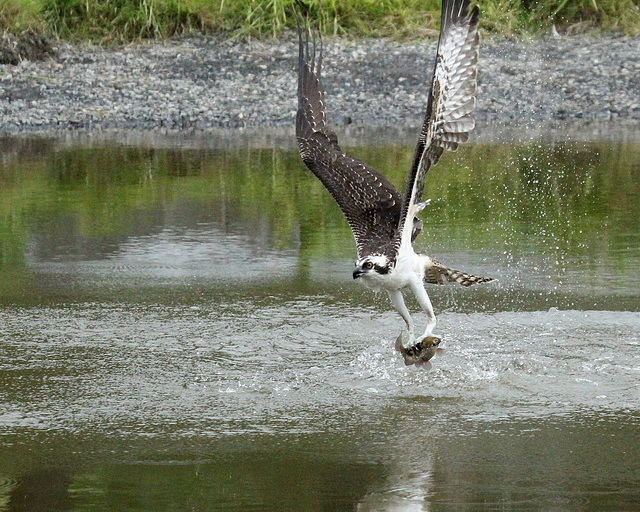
(1, 32, 640, 132)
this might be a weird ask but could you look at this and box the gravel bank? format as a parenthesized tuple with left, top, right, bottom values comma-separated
(1, 33, 640, 132)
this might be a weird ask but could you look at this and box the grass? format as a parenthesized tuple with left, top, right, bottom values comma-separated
(1, 0, 639, 43)
(0, 0, 45, 33)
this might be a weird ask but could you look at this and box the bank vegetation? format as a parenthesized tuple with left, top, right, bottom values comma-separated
(1, 0, 639, 44)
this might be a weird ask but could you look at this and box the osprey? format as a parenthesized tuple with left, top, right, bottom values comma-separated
(296, 0, 493, 365)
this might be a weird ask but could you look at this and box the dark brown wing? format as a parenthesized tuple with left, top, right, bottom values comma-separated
(296, 7, 402, 259)
(396, 0, 480, 251)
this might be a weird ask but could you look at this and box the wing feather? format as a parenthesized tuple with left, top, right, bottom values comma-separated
(295, 6, 403, 258)
(396, 0, 480, 250)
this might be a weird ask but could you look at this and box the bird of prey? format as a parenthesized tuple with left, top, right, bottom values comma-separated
(296, 0, 493, 365)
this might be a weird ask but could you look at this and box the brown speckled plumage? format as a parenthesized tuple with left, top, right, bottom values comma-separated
(296, 0, 479, 261)
(295, 0, 493, 363)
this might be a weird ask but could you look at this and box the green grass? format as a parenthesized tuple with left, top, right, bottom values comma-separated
(1, 0, 639, 42)
(0, 0, 45, 32)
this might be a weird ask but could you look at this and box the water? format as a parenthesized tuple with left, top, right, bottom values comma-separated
(1, 124, 639, 510)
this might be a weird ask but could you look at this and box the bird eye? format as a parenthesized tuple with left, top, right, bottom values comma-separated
(364, 261, 373, 269)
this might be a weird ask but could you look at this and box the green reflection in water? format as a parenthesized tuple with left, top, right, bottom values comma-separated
(0, 134, 639, 304)
(1, 412, 638, 511)
(1, 130, 640, 511)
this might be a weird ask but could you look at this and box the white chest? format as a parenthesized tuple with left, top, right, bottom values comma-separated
(359, 251, 425, 293)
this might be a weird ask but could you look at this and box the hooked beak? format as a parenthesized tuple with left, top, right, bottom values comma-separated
(353, 267, 365, 279)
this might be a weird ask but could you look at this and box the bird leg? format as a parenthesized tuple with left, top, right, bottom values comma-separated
(392, 282, 441, 366)
(388, 284, 441, 366)
(410, 280, 438, 340)
(386, 289, 415, 346)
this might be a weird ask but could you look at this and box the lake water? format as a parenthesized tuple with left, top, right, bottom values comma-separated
(1, 123, 639, 511)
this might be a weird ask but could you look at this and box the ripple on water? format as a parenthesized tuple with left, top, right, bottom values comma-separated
(1, 303, 639, 436)
(346, 309, 640, 409)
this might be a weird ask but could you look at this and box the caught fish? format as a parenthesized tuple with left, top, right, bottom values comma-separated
(396, 333, 442, 367)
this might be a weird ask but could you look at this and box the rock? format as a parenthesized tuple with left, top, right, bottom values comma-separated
(1, 33, 639, 132)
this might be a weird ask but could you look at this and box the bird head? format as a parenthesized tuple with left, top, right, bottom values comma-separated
(353, 254, 392, 279)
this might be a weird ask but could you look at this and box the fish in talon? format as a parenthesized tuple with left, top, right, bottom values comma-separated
(396, 333, 442, 366)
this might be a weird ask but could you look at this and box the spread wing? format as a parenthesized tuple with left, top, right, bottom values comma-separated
(396, 0, 480, 249)
(296, 7, 402, 259)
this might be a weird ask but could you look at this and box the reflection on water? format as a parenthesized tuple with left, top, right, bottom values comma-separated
(0, 124, 639, 510)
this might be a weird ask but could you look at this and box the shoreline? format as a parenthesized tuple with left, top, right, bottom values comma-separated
(2, 34, 640, 134)
(4, 120, 640, 153)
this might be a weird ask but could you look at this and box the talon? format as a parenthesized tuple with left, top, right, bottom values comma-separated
(395, 333, 405, 353)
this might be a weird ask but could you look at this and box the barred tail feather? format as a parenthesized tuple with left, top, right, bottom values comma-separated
(424, 259, 494, 287)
